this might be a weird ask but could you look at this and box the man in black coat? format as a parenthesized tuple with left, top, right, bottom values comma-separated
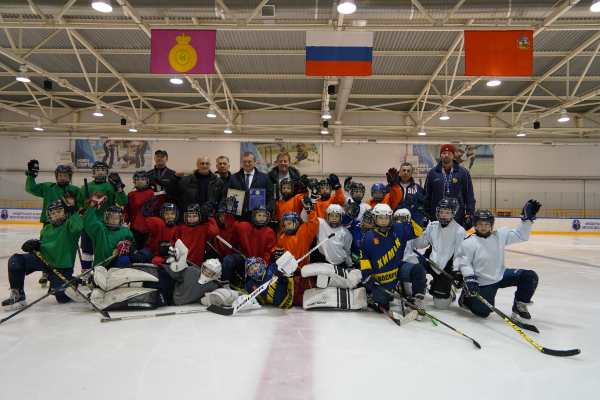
(222, 151, 275, 222)
(173, 156, 226, 222)
(215, 155, 232, 186)
(267, 151, 301, 200)
(146, 149, 184, 202)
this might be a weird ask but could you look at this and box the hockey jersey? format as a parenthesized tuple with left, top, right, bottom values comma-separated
(83, 207, 135, 265)
(225, 214, 277, 263)
(342, 189, 372, 223)
(315, 188, 346, 219)
(411, 220, 466, 272)
(275, 193, 305, 227)
(364, 184, 402, 210)
(316, 219, 353, 267)
(38, 212, 83, 269)
(25, 176, 80, 223)
(211, 225, 238, 258)
(246, 264, 294, 309)
(124, 189, 162, 232)
(142, 217, 179, 256)
(276, 210, 319, 270)
(76, 181, 128, 222)
(177, 218, 219, 266)
(360, 218, 423, 290)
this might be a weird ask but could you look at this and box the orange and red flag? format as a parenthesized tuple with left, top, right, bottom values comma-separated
(464, 30, 533, 76)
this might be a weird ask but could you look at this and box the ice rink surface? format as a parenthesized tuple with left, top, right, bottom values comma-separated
(0, 224, 597, 400)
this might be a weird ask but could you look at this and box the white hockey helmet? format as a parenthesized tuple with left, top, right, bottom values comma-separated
(199, 259, 222, 285)
(372, 203, 393, 232)
(394, 208, 411, 223)
(325, 204, 344, 228)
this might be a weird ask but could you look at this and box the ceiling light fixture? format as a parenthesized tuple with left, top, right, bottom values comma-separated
(337, 0, 357, 14)
(321, 121, 329, 134)
(486, 76, 501, 87)
(16, 65, 30, 83)
(33, 120, 43, 131)
(207, 105, 217, 118)
(224, 123, 233, 134)
(322, 106, 332, 120)
(170, 75, 183, 85)
(418, 125, 426, 136)
(93, 104, 103, 117)
(558, 109, 570, 122)
(129, 122, 137, 132)
(91, 0, 113, 13)
(439, 107, 450, 120)
(591, 0, 600, 12)
(517, 130, 526, 137)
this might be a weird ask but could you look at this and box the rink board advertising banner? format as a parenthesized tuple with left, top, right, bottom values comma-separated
(240, 142, 322, 174)
(75, 140, 154, 170)
(410, 145, 494, 176)
(0, 209, 42, 223)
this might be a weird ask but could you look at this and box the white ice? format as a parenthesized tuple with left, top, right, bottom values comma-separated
(0, 224, 597, 400)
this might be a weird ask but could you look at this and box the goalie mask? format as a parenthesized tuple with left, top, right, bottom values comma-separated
(91, 161, 109, 183)
(436, 197, 459, 227)
(245, 257, 267, 280)
(199, 259, 222, 285)
(394, 208, 411, 223)
(133, 170, 150, 191)
(184, 204, 201, 227)
(325, 204, 344, 228)
(350, 182, 366, 203)
(252, 205, 270, 228)
(473, 209, 495, 238)
(361, 209, 375, 235)
(104, 206, 124, 231)
(160, 203, 179, 227)
(318, 179, 332, 201)
(54, 165, 73, 188)
(281, 212, 301, 236)
(280, 178, 294, 201)
(46, 200, 69, 227)
(371, 183, 386, 203)
(373, 203, 393, 232)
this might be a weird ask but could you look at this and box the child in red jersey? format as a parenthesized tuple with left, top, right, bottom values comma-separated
(124, 170, 163, 250)
(131, 202, 180, 264)
(177, 203, 219, 267)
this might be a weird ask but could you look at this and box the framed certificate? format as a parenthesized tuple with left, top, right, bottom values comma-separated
(249, 188, 266, 210)
(226, 188, 246, 216)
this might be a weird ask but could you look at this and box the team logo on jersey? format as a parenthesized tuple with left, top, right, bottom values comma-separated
(572, 219, 581, 231)
(0, 210, 7, 221)
(452, 178, 457, 183)
(372, 238, 379, 245)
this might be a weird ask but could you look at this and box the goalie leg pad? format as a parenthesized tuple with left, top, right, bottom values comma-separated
(89, 287, 158, 311)
(201, 288, 240, 307)
(93, 263, 160, 291)
(303, 287, 367, 310)
(301, 263, 361, 289)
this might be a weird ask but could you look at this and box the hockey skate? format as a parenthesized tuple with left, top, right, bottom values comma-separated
(410, 294, 425, 321)
(39, 272, 49, 288)
(511, 299, 533, 323)
(2, 288, 27, 312)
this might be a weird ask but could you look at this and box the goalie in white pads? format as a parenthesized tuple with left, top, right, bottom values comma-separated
(314, 204, 353, 268)
(301, 263, 367, 311)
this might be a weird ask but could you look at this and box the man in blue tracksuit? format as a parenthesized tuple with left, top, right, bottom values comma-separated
(424, 144, 476, 230)
(394, 162, 426, 212)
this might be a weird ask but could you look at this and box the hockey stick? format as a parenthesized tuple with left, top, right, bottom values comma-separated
(472, 291, 580, 357)
(412, 248, 458, 298)
(207, 233, 336, 316)
(375, 304, 417, 326)
(0, 253, 117, 325)
(35, 253, 110, 319)
(215, 235, 246, 260)
(377, 285, 482, 349)
(413, 249, 540, 334)
(101, 308, 208, 323)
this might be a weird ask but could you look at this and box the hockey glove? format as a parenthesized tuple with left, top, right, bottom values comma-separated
(327, 174, 341, 190)
(463, 213, 474, 231)
(207, 198, 218, 212)
(86, 191, 107, 209)
(462, 275, 479, 297)
(451, 270, 464, 289)
(201, 202, 215, 219)
(386, 167, 400, 186)
(108, 172, 125, 192)
(521, 199, 542, 221)
(140, 197, 157, 217)
(362, 275, 379, 291)
(116, 239, 132, 257)
(298, 175, 309, 194)
(272, 248, 285, 263)
(302, 196, 313, 212)
(415, 192, 426, 206)
(60, 190, 78, 214)
(152, 178, 165, 195)
(167, 240, 189, 272)
(26, 159, 39, 178)
(158, 240, 171, 257)
(21, 239, 41, 253)
(344, 176, 353, 192)
(225, 195, 237, 215)
(276, 251, 298, 277)
(347, 200, 360, 220)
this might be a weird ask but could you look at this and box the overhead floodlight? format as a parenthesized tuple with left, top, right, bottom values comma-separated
(93, 104, 103, 117)
(33, 120, 43, 131)
(224, 123, 233, 134)
(322, 107, 332, 120)
(558, 109, 570, 122)
(418, 125, 426, 136)
(592, 0, 600, 12)
(517, 130, 526, 137)
(129, 122, 137, 132)
(337, 0, 356, 14)
(16, 65, 30, 83)
(487, 76, 501, 87)
(207, 105, 217, 118)
(170, 75, 183, 85)
(321, 121, 329, 134)
(439, 107, 450, 120)
(91, 0, 113, 13)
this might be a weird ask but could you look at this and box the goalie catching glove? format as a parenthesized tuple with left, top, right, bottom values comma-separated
(166, 239, 189, 272)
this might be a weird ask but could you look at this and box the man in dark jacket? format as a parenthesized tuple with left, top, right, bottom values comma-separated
(215, 155, 232, 186)
(267, 151, 301, 201)
(424, 144, 476, 229)
(394, 162, 426, 211)
(146, 149, 184, 202)
(174, 157, 226, 222)
(222, 151, 275, 222)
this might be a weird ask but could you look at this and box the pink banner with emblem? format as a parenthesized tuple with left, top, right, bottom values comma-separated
(150, 29, 216, 74)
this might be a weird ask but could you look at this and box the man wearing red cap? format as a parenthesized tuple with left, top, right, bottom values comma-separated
(424, 144, 476, 230)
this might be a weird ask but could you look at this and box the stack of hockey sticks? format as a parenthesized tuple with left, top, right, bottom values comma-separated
(413, 249, 580, 357)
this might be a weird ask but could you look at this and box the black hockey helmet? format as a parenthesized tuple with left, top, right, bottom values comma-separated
(473, 209, 494, 238)
(350, 182, 366, 203)
(160, 203, 179, 226)
(318, 179, 331, 200)
(132, 169, 150, 191)
(104, 205, 124, 231)
(252, 205, 270, 228)
(54, 165, 73, 187)
(46, 200, 68, 227)
(436, 197, 459, 227)
(91, 161, 109, 183)
(216, 204, 226, 227)
(280, 178, 294, 201)
(361, 209, 375, 235)
(184, 204, 201, 227)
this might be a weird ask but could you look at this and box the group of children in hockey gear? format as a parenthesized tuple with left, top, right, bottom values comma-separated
(4, 154, 543, 330)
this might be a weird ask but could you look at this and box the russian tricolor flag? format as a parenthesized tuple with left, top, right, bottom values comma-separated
(306, 31, 374, 76)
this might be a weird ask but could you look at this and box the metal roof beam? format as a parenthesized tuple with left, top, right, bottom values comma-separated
(534, 0, 580, 37)
(53, 0, 77, 22)
(442, 0, 466, 25)
(215, 0, 240, 24)
(115, 0, 152, 37)
(410, 0, 436, 25)
(244, 0, 270, 25)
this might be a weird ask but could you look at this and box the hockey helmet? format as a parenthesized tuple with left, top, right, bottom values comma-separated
(371, 183, 386, 202)
(394, 208, 411, 223)
(133, 170, 150, 191)
(318, 179, 332, 200)
(91, 161, 109, 183)
(372, 203, 393, 232)
(104, 205, 124, 231)
(280, 178, 294, 201)
(184, 204, 201, 227)
(281, 212, 301, 235)
(199, 259, 222, 284)
(54, 165, 73, 187)
(160, 203, 179, 226)
(436, 197, 459, 227)
(361, 209, 375, 235)
(473, 209, 494, 238)
(46, 200, 69, 227)
(325, 204, 344, 228)
(350, 182, 366, 203)
(245, 257, 268, 280)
